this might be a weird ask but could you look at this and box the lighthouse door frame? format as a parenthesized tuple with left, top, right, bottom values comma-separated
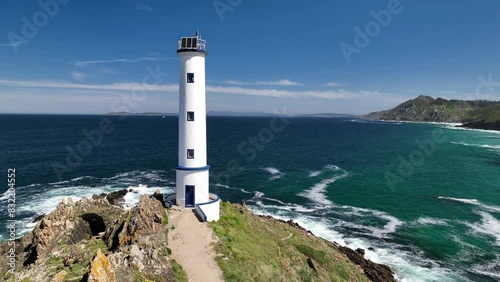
(185, 185, 195, 207)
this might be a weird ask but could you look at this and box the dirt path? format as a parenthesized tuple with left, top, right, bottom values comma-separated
(168, 208, 224, 282)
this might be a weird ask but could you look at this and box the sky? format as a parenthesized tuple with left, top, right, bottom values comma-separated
(0, 0, 499, 115)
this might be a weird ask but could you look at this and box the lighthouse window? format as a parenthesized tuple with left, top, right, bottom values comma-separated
(187, 73, 194, 83)
(187, 149, 194, 159)
(187, 111, 195, 121)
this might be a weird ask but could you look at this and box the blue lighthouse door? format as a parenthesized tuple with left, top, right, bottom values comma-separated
(185, 185, 195, 207)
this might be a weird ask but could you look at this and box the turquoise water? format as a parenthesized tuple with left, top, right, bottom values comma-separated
(0, 115, 499, 281)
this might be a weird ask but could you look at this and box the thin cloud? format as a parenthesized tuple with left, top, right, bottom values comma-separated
(0, 41, 25, 47)
(70, 71, 87, 81)
(0, 79, 177, 92)
(221, 80, 246, 85)
(136, 3, 156, 12)
(325, 82, 341, 87)
(256, 79, 303, 86)
(0, 78, 403, 101)
(75, 57, 160, 67)
(215, 79, 303, 86)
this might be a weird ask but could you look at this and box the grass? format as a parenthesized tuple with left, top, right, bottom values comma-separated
(171, 259, 188, 282)
(467, 104, 500, 123)
(45, 238, 108, 280)
(209, 202, 368, 282)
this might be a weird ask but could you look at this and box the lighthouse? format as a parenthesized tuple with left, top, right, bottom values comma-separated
(174, 31, 220, 221)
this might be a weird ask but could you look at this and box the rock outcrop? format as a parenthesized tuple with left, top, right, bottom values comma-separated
(337, 245, 395, 282)
(106, 189, 128, 206)
(0, 192, 177, 282)
(89, 249, 115, 282)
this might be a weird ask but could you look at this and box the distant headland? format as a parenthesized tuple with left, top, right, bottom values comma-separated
(363, 95, 500, 130)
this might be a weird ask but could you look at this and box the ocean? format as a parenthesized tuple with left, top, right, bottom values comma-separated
(0, 114, 499, 281)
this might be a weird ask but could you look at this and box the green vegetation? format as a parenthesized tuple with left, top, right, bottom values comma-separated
(209, 202, 368, 282)
(465, 103, 500, 129)
(45, 238, 108, 280)
(364, 95, 500, 129)
(171, 259, 189, 282)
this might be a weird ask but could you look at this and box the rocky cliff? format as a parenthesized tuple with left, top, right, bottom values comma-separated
(0, 191, 181, 282)
(0, 192, 395, 282)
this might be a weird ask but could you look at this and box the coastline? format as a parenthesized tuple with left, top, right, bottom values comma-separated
(362, 118, 500, 133)
(0, 192, 395, 282)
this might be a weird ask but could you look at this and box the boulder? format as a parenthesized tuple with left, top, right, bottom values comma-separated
(338, 245, 395, 282)
(151, 190, 168, 208)
(88, 249, 115, 282)
(106, 189, 128, 206)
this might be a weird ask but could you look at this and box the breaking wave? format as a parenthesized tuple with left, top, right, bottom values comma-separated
(437, 196, 500, 213)
(298, 164, 347, 205)
(261, 167, 285, 180)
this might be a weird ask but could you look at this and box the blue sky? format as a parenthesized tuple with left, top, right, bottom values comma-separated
(1, 0, 499, 114)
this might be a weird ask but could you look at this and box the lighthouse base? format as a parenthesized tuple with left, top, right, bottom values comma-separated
(175, 169, 209, 207)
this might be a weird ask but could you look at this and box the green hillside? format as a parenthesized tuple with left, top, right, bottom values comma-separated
(364, 95, 500, 129)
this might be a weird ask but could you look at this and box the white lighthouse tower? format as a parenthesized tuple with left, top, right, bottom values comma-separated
(174, 31, 219, 221)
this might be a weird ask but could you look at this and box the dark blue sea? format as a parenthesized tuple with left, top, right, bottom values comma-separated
(1, 114, 499, 281)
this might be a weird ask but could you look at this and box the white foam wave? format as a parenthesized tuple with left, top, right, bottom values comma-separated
(467, 211, 500, 246)
(376, 212, 404, 236)
(254, 191, 265, 198)
(48, 176, 94, 185)
(415, 217, 448, 226)
(0, 191, 12, 201)
(107, 170, 165, 182)
(308, 164, 340, 177)
(472, 259, 500, 280)
(445, 125, 500, 135)
(298, 172, 348, 205)
(253, 200, 318, 213)
(451, 141, 500, 150)
(309, 171, 322, 177)
(338, 206, 404, 237)
(215, 183, 253, 194)
(324, 164, 340, 170)
(438, 196, 500, 213)
(262, 167, 284, 180)
(122, 184, 171, 210)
